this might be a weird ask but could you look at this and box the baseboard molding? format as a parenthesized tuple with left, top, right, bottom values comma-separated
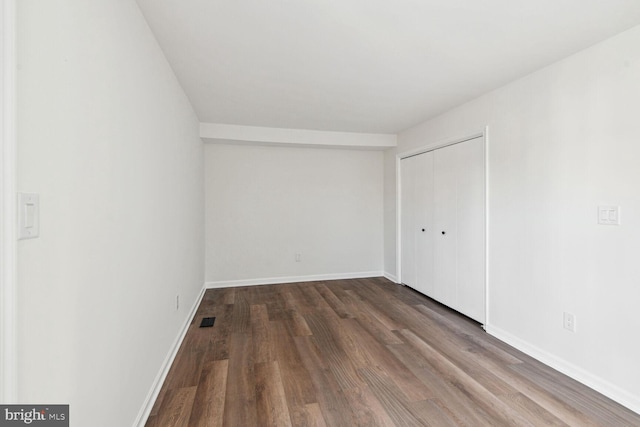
(486, 324, 640, 415)
(383, 272, 398, 283)
(133, 284, 207, 427)
(206, 271, 384, 289)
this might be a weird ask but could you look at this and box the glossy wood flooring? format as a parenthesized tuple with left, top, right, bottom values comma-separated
(146, 278, 640, 426)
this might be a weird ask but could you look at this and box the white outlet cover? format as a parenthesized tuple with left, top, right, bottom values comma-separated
(598, 206, 620, 225)
(563, 312, 576, 332)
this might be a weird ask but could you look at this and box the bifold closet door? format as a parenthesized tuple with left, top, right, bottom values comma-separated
(433, 137, 485, 322)
(455, 137, 485, 322)
(433, 145, 457, 308)
(400, 152, 434, 296)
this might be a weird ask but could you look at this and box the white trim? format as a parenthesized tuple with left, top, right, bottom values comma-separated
(395, 154, 402, 285)
(0, 0, 18, 404)
(396, 129, 488, 324)
(486, 325, 640, 415)
(205, 271, 384, 289)
(200, 123, 397, 150)
(397, 131, 485, 160)
(483, 126, 490, 329)
(133, 284, 207, 427)
(383, 272, 398, 283)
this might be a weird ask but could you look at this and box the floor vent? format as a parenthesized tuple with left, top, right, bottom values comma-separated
(199, 317, 216, 328)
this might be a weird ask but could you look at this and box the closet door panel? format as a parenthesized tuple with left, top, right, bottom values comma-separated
(433, 146, 457, 307)
(414, 152, 434, 296)
(400, 155, 417, 288)
(456, 138, 485, 322)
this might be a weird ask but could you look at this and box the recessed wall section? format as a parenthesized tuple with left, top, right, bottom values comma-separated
(205, 143, 384, 284)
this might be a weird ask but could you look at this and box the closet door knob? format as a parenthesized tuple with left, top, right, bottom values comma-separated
(421, 228, 425, 232)
(441, 231, 446, 235)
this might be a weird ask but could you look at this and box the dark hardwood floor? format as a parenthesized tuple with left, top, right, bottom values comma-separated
(145, 278, 640, 426)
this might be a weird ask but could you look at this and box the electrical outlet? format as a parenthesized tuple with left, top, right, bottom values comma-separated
(176, 295, 180, 311)
(563, 312, 576, 332)
(295, 253, 302, 262)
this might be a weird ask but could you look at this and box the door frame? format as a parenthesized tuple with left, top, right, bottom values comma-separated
(396, 127, 489, 326)
(1, 0, 18, 403)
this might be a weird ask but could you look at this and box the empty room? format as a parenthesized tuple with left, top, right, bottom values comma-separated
(2, 0, 640, 426)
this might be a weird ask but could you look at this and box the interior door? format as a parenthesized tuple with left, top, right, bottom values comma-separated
(413, 152, 434, 296)
(433, 145, 457, 307)
(400, 155, 418, 288)
(455, 137, 485, 322)
(401, 152, 434, 294)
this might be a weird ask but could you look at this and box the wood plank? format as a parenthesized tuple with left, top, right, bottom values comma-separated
(322, 279, 354, 301)
(207, 303, 234, 361)
(342, 386, 397, 427)
(163, 347, 205, 390)
(341, 291, 403, 345)
(341, 318, 432, 402)
(510, 362, 638, 426)
(230, 290, 250, 334)
(399, 328, 536, 426)
(409, 399, 458, 427)
(270, 320, 318, 425)
(364, 297, 518, 397)
(302, 285, 340, 313)
(286, 286, 318, 314)
(498, 392, 568, 426)
(303, 403, 328, 427)
(386, 340, 497, 426)
(281, 289, 312, 336)
(146, 387, 196, 427)
(288, 309, 313, 336)
(302, 310, 365, 390)
(344, 289, 404, 331)
(414, 303, 522, 365)
(222, 333, 257, 427)
(255, 361, 293, 427)
(357, 367, 426, 427)
(457, 341, 603, 426)
(222, 288, 235, 305)
(250, 304, 275, 363)
(188, 360, 229, 427)
(294, 335, 358, 427)
(315, 282, 354, 318)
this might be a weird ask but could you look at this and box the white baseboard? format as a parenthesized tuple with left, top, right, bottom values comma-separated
(205, 271, 384, 289)
(133, 284, 207, 427)
(383, 272, 398, 283)
(486, 324, 640, 415)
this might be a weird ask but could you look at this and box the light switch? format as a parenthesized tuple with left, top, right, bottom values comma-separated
(18, 193, 39, 239)
(598, 206, 620, 225)
(25, 203, 36, 228)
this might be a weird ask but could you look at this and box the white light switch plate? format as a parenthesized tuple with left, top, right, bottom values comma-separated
(18, 193, 40, 239)
(598, 206, 620, 225)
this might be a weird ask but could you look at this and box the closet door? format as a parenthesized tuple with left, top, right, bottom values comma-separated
(433, 137, 485, 322)
(400, 155, 418, 288)
(433, 145, 457, 307)
(455, 137, 485, 322)
(400, 152, 434, 295)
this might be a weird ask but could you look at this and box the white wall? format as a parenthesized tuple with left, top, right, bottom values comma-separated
(205, 143, 383, 284)
(17, 1, 204, 426)
(383, 148, 397, 281)
(388, 25, 640, 412)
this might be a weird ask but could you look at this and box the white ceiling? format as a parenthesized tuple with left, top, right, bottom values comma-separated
(136, 0, 640, 134)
